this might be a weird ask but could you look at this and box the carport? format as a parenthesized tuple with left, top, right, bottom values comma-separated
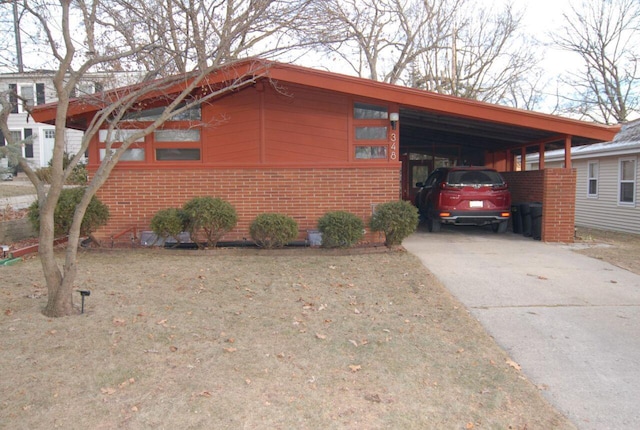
(393, 101, 619, 242)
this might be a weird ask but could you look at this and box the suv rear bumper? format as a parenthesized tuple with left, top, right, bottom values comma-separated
(437, 210, 509, 225)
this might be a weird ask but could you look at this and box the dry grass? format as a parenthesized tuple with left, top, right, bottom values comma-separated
(574, 227, 640, 275)
(0, 184, 36, 199)
(1, 248, 574, 429)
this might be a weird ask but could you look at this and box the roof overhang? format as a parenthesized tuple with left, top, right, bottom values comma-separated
(32, 59, 620, 150)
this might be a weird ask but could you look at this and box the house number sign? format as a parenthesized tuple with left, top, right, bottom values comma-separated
(390, 132, 397, 160)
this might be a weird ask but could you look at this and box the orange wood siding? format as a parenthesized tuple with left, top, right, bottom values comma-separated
(263, 83, 350, 164)
(201, 88, 261, 164)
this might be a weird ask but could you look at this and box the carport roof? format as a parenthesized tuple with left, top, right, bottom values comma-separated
(32, 59, 619, 150)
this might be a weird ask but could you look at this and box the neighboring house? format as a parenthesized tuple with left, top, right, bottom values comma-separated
(525, 119, 640, 234)
(32, 60, 619, 243)
(0, 71, 132, 170)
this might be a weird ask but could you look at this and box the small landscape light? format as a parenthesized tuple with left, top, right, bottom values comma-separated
(78, 290, 91, 314)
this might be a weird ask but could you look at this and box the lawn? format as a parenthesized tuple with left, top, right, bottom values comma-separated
(0, 248, 574, 429)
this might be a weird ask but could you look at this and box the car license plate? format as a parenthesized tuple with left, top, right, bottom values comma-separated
(470, 200, 483, 208)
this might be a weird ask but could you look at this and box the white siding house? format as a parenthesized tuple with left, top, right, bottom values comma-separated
(1, 71, 135, 171)
(525, 120, 640, 234)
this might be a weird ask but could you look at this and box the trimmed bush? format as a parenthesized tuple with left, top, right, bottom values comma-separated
(317, 211, 364, 248)
(250, 213, 298, 248)
(150, 208, 189, 246)
(182, 196, 237, 248)
(370, 200, 419, 246)
(28, 187, 109, 236)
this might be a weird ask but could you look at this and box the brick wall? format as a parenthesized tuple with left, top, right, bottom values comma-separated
(542, 168, 576, 243)
(94, 167, 400, 244)
(502, 170, 544, 204)
(502, 169, 576, 243)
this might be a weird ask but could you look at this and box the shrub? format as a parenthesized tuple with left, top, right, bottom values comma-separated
(150, 208, 189, 246)
(370, 200, 419, 246)
(28, 187, 109, 237)
(249, 213, 298, 249)
(317, 211, 364, 248)
(182, 196, 237, 248)
(35, 152, 88, 185)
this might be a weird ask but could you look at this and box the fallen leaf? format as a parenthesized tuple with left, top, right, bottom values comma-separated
(316, 333, 327, 340)
(223, 347, 237, 353)
(225, 338, 235, 343)
(506, 359, 521, 371)
(348, 339, 358, 347)
(156, 319, 167, 325)
(169, 346, 178, 352)
(100, 387, 116, 395)
(354, 308, 361, 314)
(112, 318, 126, 326)
(5, 308, 13, 316)
(131, 405, 138, 412)
(198, 391, 212, 397)
(364, 393, 381, 403)
(348, 364, 361, 373)
(456, 348, 465, 354)
(466, 423, 474, 429)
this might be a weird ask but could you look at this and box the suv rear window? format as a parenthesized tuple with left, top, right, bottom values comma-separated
(446, 170, 504, 186)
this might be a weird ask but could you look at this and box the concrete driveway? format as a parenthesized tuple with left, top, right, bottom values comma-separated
(403, 226, 640, 430)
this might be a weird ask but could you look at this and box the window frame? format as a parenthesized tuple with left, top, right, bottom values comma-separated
(9, 82, 45, 113)
(587, 160, 599, 198)
(352, 100, 390, 162)
(618, 157, 637, 206)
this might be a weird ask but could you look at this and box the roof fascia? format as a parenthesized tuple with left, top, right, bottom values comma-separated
(266, 63, 620, 142)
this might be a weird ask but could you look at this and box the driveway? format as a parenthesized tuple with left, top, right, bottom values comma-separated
(403, 226, 640, 430)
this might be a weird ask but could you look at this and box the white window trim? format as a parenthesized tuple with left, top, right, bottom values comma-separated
(14, 83, 36, 113)
(587, 160, 598, 198)
(618, 157, 637, 207)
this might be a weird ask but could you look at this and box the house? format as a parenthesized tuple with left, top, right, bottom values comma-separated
(31, 59, 619, 243)
(0, 70, 132, 170)
(524, 119, 639, 234)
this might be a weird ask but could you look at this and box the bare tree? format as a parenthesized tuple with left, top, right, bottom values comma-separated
(412, 1, 541, 105)
(94, 0, 313, 76)
(308, 0, 459, 84)
(554, 0, 640, 124)
(0, 0, 282, 317)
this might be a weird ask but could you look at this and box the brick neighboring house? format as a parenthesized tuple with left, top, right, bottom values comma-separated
(31, 60, 619, 243)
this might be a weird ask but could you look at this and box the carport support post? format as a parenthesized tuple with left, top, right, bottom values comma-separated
(564, 135, 572, 169)
(539, 142, 545, 170)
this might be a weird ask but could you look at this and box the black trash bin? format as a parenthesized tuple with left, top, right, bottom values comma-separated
(520, 203, 532, 237)
(511, 204, 522, 234)
(530, 202, 543, 240)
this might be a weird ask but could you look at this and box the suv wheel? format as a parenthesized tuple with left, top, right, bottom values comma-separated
(492, 220, 508, 233)
(427, 216, 441, 233)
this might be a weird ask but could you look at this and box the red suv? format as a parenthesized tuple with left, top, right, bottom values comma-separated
(415, 167, 511, 233)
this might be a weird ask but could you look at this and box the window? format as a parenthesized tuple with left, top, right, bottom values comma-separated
(100, 148, 145, 161)
(8, 83, 45, 113)
(354, 102, 388, 119)
(99, 129, 144, 143)
(44, 129, 56, 139)
(355, 146, 387, 159)
(154, 129, 200, 142)
(154, 128, 201, 161)
(122, 104, 202, 121)
(156, 148, 201, 161)
(587, 161, 598, 197)
(23, 129, 33, 158)
(355, 126, 387, 140)
(619, 158, 636, 205)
